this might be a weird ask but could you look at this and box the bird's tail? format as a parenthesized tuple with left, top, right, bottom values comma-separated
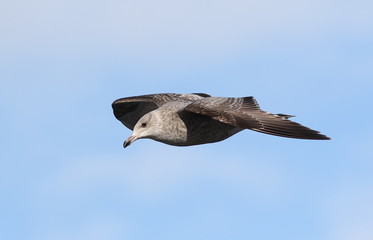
(251, 112, 330, 140)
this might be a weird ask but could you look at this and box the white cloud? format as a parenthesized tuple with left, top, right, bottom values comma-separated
(35, 217, 133, 240)
(40, 145, 288, 200)
(2, 0, 372, 108)
(2, 0, 372, 59)
(325, 182, 373, 240)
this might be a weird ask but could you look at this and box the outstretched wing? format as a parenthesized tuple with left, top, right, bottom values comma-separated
(184, 96, 330, 140)
(112, 93, 210, 130)
(184, 97, 263, 129)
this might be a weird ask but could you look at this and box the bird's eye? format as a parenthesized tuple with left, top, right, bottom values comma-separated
(141, 122, 147, 127)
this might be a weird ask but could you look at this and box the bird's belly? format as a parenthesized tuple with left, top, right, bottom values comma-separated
(162, 113, 242, 146)
(185, 125, 242, 146)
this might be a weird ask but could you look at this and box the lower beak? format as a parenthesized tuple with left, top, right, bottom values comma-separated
(123, 135, 137, 148)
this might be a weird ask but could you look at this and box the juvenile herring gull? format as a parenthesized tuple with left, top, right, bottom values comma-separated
(112, 93, 330, 148)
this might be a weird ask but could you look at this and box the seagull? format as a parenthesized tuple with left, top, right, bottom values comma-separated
(112, 93, 330, 148)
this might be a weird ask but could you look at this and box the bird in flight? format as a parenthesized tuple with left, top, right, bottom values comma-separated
(112, 93, 330, 148)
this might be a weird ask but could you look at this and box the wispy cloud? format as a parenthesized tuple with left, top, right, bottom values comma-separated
(2, 0, 372, 59)
(325, 182, 373, 240)
(40, 145, 288, 200)
(33, 217, 133, 240)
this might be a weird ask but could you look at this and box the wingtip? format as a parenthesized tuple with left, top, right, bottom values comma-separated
(308, 133, 331, 140)
(112, 98, 124, 108)
(111, 98, 128, 119)
(315, 131, 331, 140)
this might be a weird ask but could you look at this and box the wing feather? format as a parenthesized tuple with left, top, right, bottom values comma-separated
(112, 93, 210, 130)
(184, 96, 330, 140)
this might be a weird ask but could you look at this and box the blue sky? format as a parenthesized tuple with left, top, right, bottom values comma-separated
(1, 1, 372, 239)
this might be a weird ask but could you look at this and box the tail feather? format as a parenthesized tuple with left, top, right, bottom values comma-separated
(251, 112, 330, 140)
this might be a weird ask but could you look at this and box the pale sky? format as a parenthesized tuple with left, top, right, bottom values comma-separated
(1, 1, 372, 240)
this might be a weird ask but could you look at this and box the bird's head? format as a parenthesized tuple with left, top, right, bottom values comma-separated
(123, 111, 159, 148)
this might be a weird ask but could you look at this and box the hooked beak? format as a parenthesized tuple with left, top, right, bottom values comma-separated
(123, 135, 138, 148)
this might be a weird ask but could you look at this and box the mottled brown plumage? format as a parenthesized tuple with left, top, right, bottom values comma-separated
(112, 93, 330, 148)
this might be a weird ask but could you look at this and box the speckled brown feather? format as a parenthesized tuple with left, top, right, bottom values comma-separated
(112, 93, 330, 147)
